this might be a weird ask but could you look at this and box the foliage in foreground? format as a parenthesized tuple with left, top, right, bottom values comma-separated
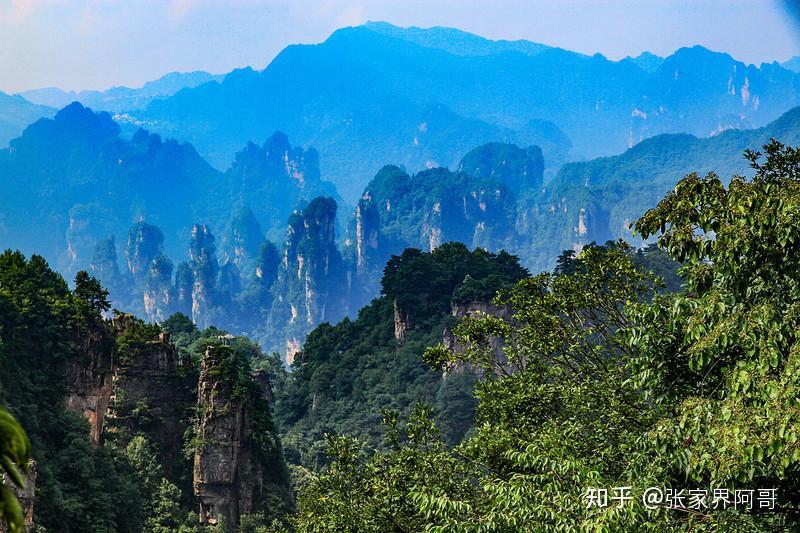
(292, 142, 800, 531)
(0, 408, 30, 533)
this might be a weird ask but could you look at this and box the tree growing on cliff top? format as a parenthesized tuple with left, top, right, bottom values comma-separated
(74, 270, 111, 313)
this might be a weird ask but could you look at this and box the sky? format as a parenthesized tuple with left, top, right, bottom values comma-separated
(1, 0, 799, 93)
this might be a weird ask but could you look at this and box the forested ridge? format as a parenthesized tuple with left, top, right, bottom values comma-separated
(2, 142, 800, 531)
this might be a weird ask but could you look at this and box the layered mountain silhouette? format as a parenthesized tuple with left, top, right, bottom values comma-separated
(0, 91, 54, 147)
(5, 23, 798, 201)
(4, 22, 800, 354)
(0, 102, 338, 275)
(519, 106, 800, 272)
(131, 23, 800, 198)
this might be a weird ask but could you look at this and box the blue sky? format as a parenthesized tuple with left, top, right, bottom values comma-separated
(1, 0, 798, 93)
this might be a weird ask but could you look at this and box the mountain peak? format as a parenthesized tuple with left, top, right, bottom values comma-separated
(361, 21, 551, 58)
(627, 51, 664, 73)
(9, 101, 120, 151)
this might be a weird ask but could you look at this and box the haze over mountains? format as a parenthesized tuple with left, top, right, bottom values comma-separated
(5, 99, 800, 358)
(131, 22, 800, 198)
(20, 71, 223, 112)
(0, 92, 54, 148)
(0, 71, 223, 147)
(3, 21, 800, 355)
(3, 22, 800, 199)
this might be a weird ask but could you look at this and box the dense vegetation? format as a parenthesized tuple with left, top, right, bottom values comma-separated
(273, 243, 528, 469)
(290, 143, 800, 530)
(0, 252, 289, 532)
(0, 251, 150, 531)
(0, 407, 30, 532)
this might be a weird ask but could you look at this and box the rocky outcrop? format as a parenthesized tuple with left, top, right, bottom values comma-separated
(125, 222, 165, 282)
(62, 312, 290, 529)
(225, 132, 339, 239)
(64, 322, 115, 445)
(173, 261, 194, 316)
(90, 235, 131, 303)
(189, 224, 219, 328)
(254, 241, 280, 294)
(270, 197, 347, 360)
(106, 321, 195, 474)
(450, 299, 511, 322)
(144, 255, 176, 322)
(353, 193, 380, 273)
(346, 165, 521, 312)
(444, 299, 511, 375)
(223, 208, 263, 274)
(393, 300, 411, 343)
(193, 345, 277, 530)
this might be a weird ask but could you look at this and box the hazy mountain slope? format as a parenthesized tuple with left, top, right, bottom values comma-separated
(628, 51, 664, 73)
(363, 20, 553, 57)
(20, 71, 223, 111)
(0, 103, 339, 277)
(0, 103, 222, 271)
(519, 105, 800, 272)
(783, 56, 800, 73)
(0, 91, 54, 147)
(136, 23, 800, 200)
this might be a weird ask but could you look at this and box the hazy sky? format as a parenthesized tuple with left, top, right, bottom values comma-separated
(1, 0, 799, 93)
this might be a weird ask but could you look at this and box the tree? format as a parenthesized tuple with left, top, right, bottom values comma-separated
(74, 270, 111, 313)
(629, 140, 800, 513)
(294, 243, 665, 530)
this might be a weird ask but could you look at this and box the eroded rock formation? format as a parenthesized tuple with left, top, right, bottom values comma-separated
(193, 345, 281, 530)
(64, 322, 115, 445)
(61, 315, 289, 530)
(106, 324, 195, 473)
(444, 299, 511, 376)
(270, 197, 348, 360)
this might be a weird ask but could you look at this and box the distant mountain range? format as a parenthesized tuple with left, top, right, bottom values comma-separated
(0, 103, 337, 274)
(133, 22, 800, 199)
(783, 56, 800, 73)
(3, 22, 800, 354)
(519, 105, 800, 272)
(0, 92, 54, 148)
(19, 71, 223, 111)
(0, 71, 222, 148)
(3, 23, 798, 201)
(363, 20, 554, 57)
